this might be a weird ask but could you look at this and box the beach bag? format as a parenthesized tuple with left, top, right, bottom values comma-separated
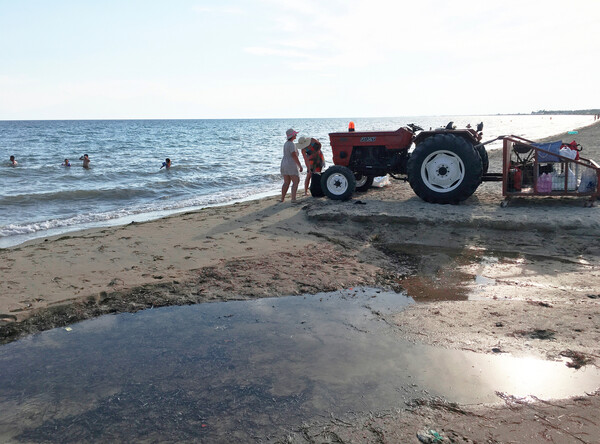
(534, 141, 562, 162)
(310, 173, 324, 197)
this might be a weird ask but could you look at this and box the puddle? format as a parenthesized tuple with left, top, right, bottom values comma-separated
(384, 243, 490, 301)
(474, 274, 496, 285)
(384, 243, 573, 302)
(1, 287, 599, 442)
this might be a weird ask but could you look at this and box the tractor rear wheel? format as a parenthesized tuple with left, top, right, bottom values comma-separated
(321, 166, 356, 200)
(476, 144, 489, 174)
(407, 134, 482, 204)
(355, 174, 375, 192)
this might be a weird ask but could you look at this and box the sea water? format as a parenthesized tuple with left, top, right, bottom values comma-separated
(0, 115, 594, 247)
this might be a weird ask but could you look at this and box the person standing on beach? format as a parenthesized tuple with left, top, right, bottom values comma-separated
(80, 154, 90, 169)
(297, 136, 325, 195)
(280, 128, 303, 202)
(9, 155, 17, 166)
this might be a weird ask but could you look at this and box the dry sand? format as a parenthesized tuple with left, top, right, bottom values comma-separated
(1, 120, 600, 442)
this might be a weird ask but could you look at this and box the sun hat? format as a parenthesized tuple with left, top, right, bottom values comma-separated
(296, 136, 311, 149)
(286, 128, 298, 140)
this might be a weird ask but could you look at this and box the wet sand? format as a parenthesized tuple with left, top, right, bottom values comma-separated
(1, 120, 600, 442)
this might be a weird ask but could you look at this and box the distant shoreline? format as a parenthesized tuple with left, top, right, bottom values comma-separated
(1, 111, 599, 122)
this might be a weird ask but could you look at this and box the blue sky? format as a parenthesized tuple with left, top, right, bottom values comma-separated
(1, 0, 599, 119)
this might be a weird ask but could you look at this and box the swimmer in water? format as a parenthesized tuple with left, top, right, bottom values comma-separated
(9, 155, 17, 166)
(160, 158, 171, 169)
(79, 154, 90, 169)
(62, 158, 71, 167)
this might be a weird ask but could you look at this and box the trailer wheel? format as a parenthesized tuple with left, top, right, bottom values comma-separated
(407, 134, 482, 204)
(355, 174, 375, 192)
(321, 166, 356, 200)
(476, 144, 489, 174)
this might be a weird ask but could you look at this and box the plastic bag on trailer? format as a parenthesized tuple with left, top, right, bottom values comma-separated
(578, 167, 598, 193)
(559, 147, 577, 160)
(537, 173, 552, 193)
(372, 175, 391, 188)
(551, 168, 577, 191)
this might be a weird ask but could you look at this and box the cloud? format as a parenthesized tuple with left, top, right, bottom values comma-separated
(245, 47, 306, 58)
(192, 5, 244, 15)
(247, 0, 600, 70)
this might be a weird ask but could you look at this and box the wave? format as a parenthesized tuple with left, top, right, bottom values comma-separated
(0, 184, 278, 238)
(0, 172, 283, 209)
(0, 187, 156, 206)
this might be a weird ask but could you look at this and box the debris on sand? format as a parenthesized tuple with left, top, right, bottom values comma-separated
(559, 350, 594, 369)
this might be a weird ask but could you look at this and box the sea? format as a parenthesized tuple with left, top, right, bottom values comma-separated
(0, 115, 595, 248)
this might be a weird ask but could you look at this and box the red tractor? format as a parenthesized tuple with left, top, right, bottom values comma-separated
(322, 122, 489, 204)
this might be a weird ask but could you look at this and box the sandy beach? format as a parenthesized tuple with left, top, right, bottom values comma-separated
(2, 121, 600, 442)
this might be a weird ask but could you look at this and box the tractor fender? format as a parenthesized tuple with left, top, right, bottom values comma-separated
(413, 129, 480, 146)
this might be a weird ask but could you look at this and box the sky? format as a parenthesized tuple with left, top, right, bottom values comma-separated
(1, 0, 599, 120)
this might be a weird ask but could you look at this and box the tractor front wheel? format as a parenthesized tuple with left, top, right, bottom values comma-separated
(321, 166, 356, 200)
(407, 134, 482, 204)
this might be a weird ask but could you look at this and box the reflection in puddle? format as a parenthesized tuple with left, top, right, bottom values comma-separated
(386, 243, 482, 301)
(385, 243, 563, 301)
(1, 288, 599, 442)
(474, 274, 496, 285)
(398, 275, 470, 301)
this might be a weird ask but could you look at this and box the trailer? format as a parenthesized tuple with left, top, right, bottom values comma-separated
(496, 135, 600, 207)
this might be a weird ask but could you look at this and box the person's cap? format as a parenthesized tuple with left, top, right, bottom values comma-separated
(296, 136, 311, 149)
(286, 128, 298, 139)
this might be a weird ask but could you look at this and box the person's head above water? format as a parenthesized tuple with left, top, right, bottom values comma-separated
(80, 154, 90, 168)
(161, 158, 171, 169)
(9, 155, 17, 165)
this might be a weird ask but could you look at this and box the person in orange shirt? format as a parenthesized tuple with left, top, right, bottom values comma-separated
(296, 136, 325, 195)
